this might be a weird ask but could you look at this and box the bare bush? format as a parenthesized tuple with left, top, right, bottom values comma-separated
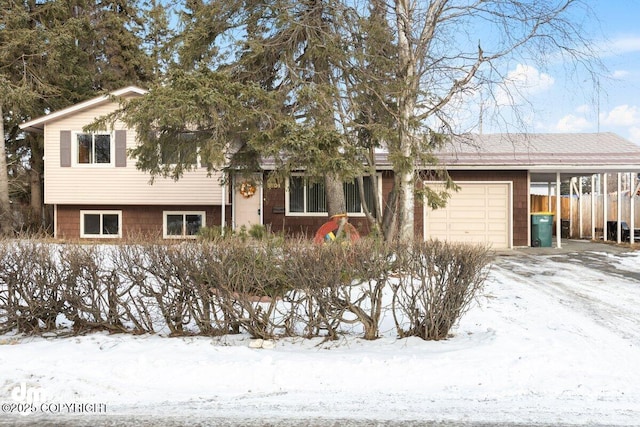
(314, 240, 396, 340)
(0, 240, 13, 333)
(60, 245, 145, 334)
(281, 240, 347, 339)
(203, 240, 291, 339)
(134, 243, 196, 335)
(0, 237, 492, 342)
(111, 244, 158, 333)
(392, 240, 491, 340)
(0, 241, 63, 333)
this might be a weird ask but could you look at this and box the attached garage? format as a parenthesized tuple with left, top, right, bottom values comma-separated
(423, 181, 512, 249)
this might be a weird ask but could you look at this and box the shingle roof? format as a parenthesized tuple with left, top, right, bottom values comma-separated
(436, 133, 640, 168)
(367, 133, 640, 178)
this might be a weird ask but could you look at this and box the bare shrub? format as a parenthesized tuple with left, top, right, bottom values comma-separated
(0, 239, 13, 333)
(0, 241, 63, 333)
(59, 245, 140, 334)
(111, 243, 158, 333)
(281, 239, 396, 340)
(0, 236, 492, 342)
(281, 240, 347, 339)
(392, 240, 491, 340)
(135, 243, 197, 335)
(195, 241, 244, 335)
(204, 239, 291, 339)
(311, 240, 396, 340)
(180, 243, 221, 336)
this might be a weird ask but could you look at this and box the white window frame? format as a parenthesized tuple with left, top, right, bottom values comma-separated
(163, 211, 206, 239)
(72, 131, 115, 167)
(80, 210, 122, 238)
(285, 174, 382, 217)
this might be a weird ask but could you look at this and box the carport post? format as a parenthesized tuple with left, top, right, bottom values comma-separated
(578, 178, 583, 239)
(591, 175, 596, 240)
(631, 173, 636, 244)
(569, 178, 574, 238)
(556, 172, 562, 248)
(570, 177, 582, 239)
(617, 173, 622, 244)
(603, 174, 608, 242)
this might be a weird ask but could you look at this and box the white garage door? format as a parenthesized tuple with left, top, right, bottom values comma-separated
(424, 182, 511, 249)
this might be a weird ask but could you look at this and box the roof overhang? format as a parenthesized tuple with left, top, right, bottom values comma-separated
(19, 86, 147, 133)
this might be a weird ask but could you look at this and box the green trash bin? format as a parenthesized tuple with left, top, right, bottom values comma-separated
(531, 212, 554, 247)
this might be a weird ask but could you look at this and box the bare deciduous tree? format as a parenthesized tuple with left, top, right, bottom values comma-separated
(376, 0, 599, 242)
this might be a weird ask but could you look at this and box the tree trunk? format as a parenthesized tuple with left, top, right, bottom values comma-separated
(28, 133, 43, 228)
(0, 105, 12, 235)
(397, 157, 415, 242)
(382, 179, 399, 241)
(324, 172, 346, 217)
(394, 0, 417, 243)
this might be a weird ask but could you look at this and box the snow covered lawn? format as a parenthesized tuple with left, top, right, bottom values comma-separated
(1, 248, 640, 426)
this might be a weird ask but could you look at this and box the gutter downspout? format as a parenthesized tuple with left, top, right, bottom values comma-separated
(221, 174, 226, 236)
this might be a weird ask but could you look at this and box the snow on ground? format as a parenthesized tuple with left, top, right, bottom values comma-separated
(1, 248, 640, 426)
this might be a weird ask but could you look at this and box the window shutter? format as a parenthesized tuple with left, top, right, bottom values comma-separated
(115, 130, 127, 167)
(60, 131, 71, 167)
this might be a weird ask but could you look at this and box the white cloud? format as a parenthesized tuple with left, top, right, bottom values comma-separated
(593, 36, 640, 59)
(575, 104, 591, 114)
(496, 64, 555, 106)
(608, 36, 640, 56)
(612, 70, 630, 79)
(554, 114, 592, 132)
(601, 104, 640, 127)
(628, 127, 640, 145)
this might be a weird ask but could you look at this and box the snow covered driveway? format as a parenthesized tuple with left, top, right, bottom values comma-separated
(494, 250, 640, 347)
(1, 246, 640, 426)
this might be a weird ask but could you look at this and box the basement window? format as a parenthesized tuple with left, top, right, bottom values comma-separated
(163, 211, 205, 238)
(80, 211, 122, 238)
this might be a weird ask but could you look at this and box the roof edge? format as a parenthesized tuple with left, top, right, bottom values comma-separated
(19, 86, 148, 133)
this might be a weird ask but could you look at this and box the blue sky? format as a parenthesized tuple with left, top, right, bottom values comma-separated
(494, 0, 640, 144)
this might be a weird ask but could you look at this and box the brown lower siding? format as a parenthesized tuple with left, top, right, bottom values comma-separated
(56, 205, 229, 240)
(263, 170, 529, 246)
(57, 170, 529, 245)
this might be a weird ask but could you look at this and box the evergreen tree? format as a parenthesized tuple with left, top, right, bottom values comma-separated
(1, 0, 152, 232)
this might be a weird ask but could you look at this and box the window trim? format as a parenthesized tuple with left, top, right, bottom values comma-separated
(285, 174, 382, 217)
(72, 131, 115, 167)
(163, 211, 206, 239)
(80, 210, 122, 238)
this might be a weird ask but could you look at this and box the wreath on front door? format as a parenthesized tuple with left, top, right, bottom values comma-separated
(239, 180, 257, 198)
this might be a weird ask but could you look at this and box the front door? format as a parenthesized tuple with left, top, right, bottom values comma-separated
(234, 174, 262, 230)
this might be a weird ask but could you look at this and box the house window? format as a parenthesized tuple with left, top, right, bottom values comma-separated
(287, 176, 379, 216)
(80, 211, 122, 238)
(163, 211, 205, 238)
(76, 133, 112, 165)
(160, 133, 198, 166)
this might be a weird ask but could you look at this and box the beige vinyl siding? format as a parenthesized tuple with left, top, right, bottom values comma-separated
(44, 99, 224, 205)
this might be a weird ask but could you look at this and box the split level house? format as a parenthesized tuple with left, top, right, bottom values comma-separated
(20, 86, 640, 249)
